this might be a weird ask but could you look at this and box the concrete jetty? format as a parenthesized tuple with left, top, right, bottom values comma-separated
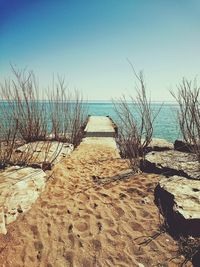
(83, 115, 119, 153)
(84, 116, 116, 137)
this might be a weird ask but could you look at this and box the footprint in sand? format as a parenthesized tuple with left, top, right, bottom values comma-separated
(90, 239, 102, 251)
(34, 240, 44, 251)
(74, 221, 88, 232)
(30, 225, 39, 237)
(130, 209, 137, 217)
(130, 221, 144, 232)
(110, 206, 125, 219)
(139, 209, 153, 219)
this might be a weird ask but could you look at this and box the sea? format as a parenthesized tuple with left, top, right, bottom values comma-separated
(0, 101, 181, 143)
(87, 102, 180, 142)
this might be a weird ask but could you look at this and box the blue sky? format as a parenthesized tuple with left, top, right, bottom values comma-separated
(0, 0, 200, 100)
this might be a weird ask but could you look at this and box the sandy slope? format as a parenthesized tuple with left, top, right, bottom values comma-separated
(0, 141, 192, 267)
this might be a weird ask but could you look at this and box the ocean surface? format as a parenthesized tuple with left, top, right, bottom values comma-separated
(0, 101, 180, 142)
(87, 102, 180, 142)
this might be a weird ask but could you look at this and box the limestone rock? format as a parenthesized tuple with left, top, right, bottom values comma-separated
(155, 176, 200, 236)
(174, 139, 195, 153)
(146, 138, 173, 151)
(0, 166, 46, 234)
(144, 150, 200, 180)
(16, 141, 74, 165)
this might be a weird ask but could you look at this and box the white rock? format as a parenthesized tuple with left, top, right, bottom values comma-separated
(145, 150, 200, 180)
(147, 138, 173, 151)
(0, 166, 46, 234)
(155, 175, 200, 235)
(16, 141, 74, 165)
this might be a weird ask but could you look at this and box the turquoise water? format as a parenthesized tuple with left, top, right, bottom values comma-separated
(0, 101, 181, 142)
(87, 102, 180, 142)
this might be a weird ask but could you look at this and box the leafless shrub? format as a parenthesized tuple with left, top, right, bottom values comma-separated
(48, 78, 88, 146)
(0, 67, 87, 169)
(114, 66, 160, 173)
(47, 76, 70, 142)
(67, 90, 88, 147)
(171, 78, 200, 161)
(176, 236, 200, 266)
(0, 103, 19, 168)
(0, 66, 48, 142)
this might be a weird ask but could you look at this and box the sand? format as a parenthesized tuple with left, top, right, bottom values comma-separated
(0, 140, 192, 266)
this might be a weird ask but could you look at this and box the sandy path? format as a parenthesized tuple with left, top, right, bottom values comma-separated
(0, 140, 191, 267)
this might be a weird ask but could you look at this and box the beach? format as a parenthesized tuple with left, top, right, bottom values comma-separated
(0, 137, 192, 266)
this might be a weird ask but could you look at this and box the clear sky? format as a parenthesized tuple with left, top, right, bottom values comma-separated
(0, 0, 200, 101)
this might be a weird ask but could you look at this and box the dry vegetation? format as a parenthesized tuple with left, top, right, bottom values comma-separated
(48, 77, 88, 146)
(171, 78, 200, 161)
(177, 236, 200, 266)
(0, 67, 88, 169)
(114, 65, 160, 173)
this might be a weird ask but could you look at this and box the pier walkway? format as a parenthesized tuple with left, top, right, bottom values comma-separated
(83, 115, 119, 151)
(84, 116, 116, 137)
